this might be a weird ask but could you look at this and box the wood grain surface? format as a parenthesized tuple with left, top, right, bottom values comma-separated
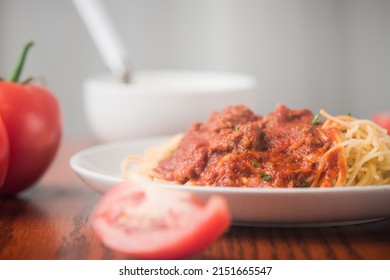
(0, 139, 389, 260)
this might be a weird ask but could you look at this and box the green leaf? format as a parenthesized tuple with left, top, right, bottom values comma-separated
(312, 113, 320, 125)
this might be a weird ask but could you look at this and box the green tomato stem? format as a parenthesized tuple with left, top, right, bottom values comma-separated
(8, 41, 34, 83)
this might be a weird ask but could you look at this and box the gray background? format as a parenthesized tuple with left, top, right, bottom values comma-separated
(1, 0, 389, 139)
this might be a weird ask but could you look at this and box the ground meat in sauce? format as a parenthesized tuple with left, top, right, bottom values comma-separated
(154, 104, 339, 188)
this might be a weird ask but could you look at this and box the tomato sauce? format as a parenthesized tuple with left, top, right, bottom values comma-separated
(154, 104, 343, 188)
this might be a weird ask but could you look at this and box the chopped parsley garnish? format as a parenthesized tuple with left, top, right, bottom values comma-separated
(299, 181, 309, 188)
(347, 112, 352, 116)
(234, 126, 240, 131)
(252, 161, 259, 168)
(259, 173, 271, 181)
(312, 113, 320, 125)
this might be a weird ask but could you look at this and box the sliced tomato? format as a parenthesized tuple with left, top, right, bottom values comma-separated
(92, 178, 231, 260)
(372, 112, 390, 135)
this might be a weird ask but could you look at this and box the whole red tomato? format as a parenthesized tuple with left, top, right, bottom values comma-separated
(0, 117, 10, 188)
(0, 42, 61, 196)
(372, 112, 390, 135)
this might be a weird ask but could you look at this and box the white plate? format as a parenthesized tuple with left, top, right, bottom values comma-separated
(70, 136, 390, 226)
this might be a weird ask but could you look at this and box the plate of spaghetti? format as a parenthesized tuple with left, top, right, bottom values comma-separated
(70, 104, 390, 226)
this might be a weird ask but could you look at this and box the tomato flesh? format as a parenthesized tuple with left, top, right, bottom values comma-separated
(93, 178, 231, 259)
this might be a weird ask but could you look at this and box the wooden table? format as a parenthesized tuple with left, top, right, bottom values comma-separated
(0, 139, 389, 260)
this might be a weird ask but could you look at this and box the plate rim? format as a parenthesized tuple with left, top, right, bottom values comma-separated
(69, 137, 390, 226)
(69, 137, 390, 195)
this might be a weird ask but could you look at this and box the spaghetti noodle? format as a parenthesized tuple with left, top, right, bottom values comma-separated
(320, 109, 390, 186)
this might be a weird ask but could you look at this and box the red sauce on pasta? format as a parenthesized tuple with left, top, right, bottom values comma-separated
(154, 104, 344, 188)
